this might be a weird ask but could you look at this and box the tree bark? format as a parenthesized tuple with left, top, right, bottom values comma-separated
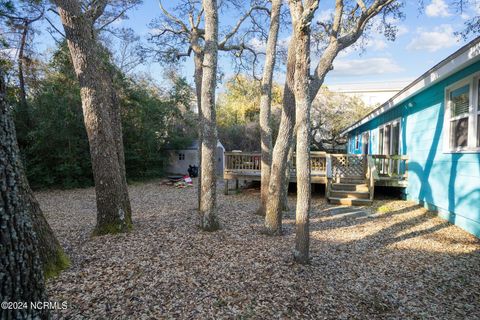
(193, 49, 204, 210)
(293, 28, 312, 265)
(199, 0, 219, 231)
(22, 186, 70, 278)
(106, 70, 132, 223)
(18, 21, 28, 109)
(54, 0, 132, 235)
(264, 37, 296, 235)
(289, 0, 317, 264)
(0, 72, 48, 320)
(258, 0, 282, 216)
(281, 141, 295, 211)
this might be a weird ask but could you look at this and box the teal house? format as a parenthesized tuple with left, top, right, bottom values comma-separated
(341, 37, 480, 237)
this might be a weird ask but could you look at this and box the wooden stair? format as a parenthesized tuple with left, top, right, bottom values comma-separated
(328, 176, 373, 206)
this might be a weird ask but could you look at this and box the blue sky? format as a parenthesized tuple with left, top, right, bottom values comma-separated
(37, 0, 479, 89)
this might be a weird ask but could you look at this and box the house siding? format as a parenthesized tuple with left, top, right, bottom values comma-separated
(347, 60, 480, 237)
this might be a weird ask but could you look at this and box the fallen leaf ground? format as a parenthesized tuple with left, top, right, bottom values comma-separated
(39, 179, 480, 319)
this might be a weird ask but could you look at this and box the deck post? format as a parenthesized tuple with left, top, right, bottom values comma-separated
(326, 154, 332, 201)
(224, 179, 229, 195)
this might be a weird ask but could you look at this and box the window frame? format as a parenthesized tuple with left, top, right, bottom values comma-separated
(444, 72, 480, 153)
(477, 79, 480, 148)
(377, 117, 402, 156)
(355, 134, 360, 150)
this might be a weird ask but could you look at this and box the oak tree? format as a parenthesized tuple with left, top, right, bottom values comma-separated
(53, 0, 136, 234)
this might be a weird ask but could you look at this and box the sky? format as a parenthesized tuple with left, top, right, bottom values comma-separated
(35, 0, 480, 90)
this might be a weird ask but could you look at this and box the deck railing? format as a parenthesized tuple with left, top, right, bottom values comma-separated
(292, 152, 327, 174)
(224, 151, 327, 174)
(371, 154, 408, 179)
(330, 154, 367, 178)
(224, 152, 408, 184)
(224, 152, 261, 172)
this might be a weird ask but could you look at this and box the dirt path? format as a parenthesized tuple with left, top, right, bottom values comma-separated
(39, 180, 480, 319)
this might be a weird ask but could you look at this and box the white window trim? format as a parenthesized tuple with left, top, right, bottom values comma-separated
(376, 118, 402, 156)
(444, 71, 480, 153)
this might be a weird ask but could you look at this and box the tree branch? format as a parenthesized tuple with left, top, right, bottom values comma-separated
(87, 0, 108, 22)
(158, 0, 190, 33)
(97, 4, 137, 31)
(218, 5, 269, 48)
(45, 16, 66, 38)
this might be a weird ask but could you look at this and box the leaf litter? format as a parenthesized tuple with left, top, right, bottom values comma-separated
(36, 179, 480, 319)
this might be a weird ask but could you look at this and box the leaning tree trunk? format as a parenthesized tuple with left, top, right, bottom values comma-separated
(258, 0, 282, 216)
(199, 0, 219, 231)
(292, 15, 312, 265)
(193, 50, 204, 210)
(11, 20, 69, 278)
(0, 72, 48, 320)
(22, 188, 70, 278)
(264, 37, 296, 235)
(55, 0, 132, 235)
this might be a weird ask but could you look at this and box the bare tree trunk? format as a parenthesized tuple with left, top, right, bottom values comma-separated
(258, 0, 282, 216)
(281, 142, 294, 211)
(18, 21, 28, 109)
(199, 0, 219, 231)
(55, 0, 132, 235)
(291, 2, 314, 264)
(0, 72, 49, 320)
(264, 37, 296, 235)
(193, 50, 204, 210)
(107, 71, 132, 224)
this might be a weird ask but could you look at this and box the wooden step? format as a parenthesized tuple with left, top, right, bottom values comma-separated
(340, 175, 364, 179)
(328, 197, 373, 206)
(339, 177, 365, 184)
(330, 190, 370, 199)
(331, 183, 369, 192)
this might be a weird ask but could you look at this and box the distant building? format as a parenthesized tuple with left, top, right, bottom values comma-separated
(164, 140, 225, 175)
(326, 80, 412, 106)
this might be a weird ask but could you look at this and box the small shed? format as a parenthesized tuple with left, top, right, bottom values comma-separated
(164, 140, 225, 175)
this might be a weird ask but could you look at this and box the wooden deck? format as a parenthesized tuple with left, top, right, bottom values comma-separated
(223, 152, 408, 190)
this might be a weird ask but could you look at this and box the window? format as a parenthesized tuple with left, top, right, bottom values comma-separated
(377, 119, 401, 156)
(449, 85, 469, 148)
(445, 74, 480, 152)
(355, 134, 360, 150)
(178, 153, 185, 160)
(379, 128, 384, 154)
(478, 79, 480, 147)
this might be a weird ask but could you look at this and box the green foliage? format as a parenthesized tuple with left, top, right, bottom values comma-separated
(43, 249, 70, 280)
(217, 76, 282, 151)
(92, 220, 133, 236)
(13, 43, 196, 189)
(376, 205, 392, 214)
(216, 76, 373, 153)
(217, 75, 282, 127)
(16, 49, 92, 189)
(120, 75, 196, 180)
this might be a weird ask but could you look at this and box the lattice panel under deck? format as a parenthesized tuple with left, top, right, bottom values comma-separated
(331, 155, 366, 178)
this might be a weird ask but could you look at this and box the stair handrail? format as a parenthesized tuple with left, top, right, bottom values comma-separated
(367, 155, 379, 201)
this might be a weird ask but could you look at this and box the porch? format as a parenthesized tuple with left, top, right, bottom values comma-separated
(223, 151, 409, 203)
